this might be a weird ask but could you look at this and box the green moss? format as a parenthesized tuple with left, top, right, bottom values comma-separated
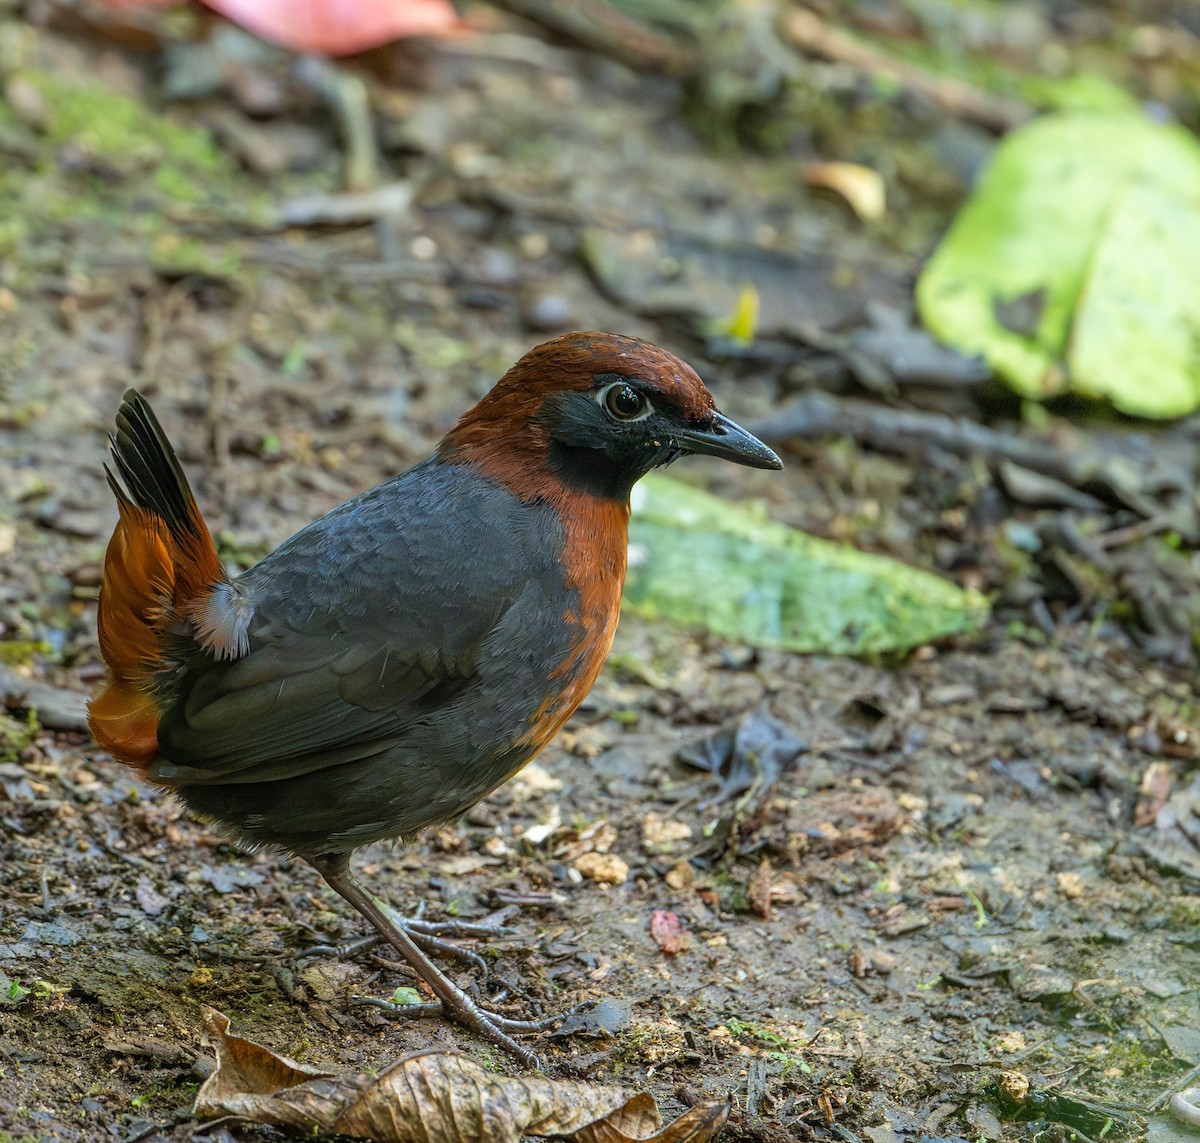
(0, 69, 269, 281)
(1093, 1029, 1169, 1076)
(1167, 896, 1200, 927)
(150, 233, 242, 278)
(727, 1018, 814, 1075)
(0, 640, 51, 665)
(0, 709, 37, 763)
(21, 71, 224, 176)
(126, 1076, 199, 1112)
(0, 215, 25, 257)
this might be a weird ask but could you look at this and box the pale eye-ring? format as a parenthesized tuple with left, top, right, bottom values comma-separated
(601, 382, 650, 421)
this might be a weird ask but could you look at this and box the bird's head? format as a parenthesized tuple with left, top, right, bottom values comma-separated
(441, 331, 782, 502)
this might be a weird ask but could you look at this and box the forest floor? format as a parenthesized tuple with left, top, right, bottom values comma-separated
(1, 2, 1199, 1141)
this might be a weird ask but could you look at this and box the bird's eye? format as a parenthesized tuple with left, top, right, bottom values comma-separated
(602, 383, 648, 420)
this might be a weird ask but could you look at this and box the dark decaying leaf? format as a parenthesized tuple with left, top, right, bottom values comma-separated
(677, 705, 807, 801)
(196, 1009, 728, 1142)
(548, 998, 632, 1041)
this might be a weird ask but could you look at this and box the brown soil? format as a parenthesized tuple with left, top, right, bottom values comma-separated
(0, 5, 1196, 1141)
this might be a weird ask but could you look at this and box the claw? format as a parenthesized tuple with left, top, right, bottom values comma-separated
(298, 933, 382, 961)
(406, 918, 518, 940)
(404, 929, 489, 974)
(301, 918, 490, 974)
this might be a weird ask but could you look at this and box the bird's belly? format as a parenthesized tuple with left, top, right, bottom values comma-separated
(173, 631, 609, 858)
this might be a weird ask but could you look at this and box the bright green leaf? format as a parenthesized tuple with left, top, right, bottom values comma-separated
(1018, 74, 1139, 114)
(625, 475, 987, 655)
(389, 986, 423, 1006)
(917, 112, 1200, 418)
(710, 282, 760, 345)
(2, 974, 30, 1005)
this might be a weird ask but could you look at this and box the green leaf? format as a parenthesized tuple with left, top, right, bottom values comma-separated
(917, 112, 1200, 418)
(388, 986, 423, 1006)
(1018, 74, 1139, 114)
(625, 475, 987, 655)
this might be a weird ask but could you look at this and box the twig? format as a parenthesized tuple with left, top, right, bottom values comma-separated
(292, 55, 380, 191)
(0, 663, 89, 731)
(1093, 516, 1173, 550)
(778, 7, 1032, 133)
(1151, 1062, 1200, 1111)
(202, 287, 256, 498)
(752, 391, 1055, 473)
(272, 182, 415, 229)
(99, 843, 158, 873)
(751, 392, 1185, 521)
(488, 0, 697, 75)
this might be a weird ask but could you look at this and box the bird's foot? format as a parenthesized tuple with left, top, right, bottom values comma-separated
(301, 916, 509, 974)
(356, 994, 569, 1035)
(299, 933, 383, 961)
(355, 992, 567, 1068)
(312, 854, 548, 1067)
(406, 914, 518, 940)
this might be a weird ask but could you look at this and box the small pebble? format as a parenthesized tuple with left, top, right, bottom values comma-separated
(573, 852, 628, 885)
(524, 292, 573, 331)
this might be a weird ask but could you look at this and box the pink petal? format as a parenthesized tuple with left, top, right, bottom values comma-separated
(202, 0, 463, 55)
(92, 0, 180, 9)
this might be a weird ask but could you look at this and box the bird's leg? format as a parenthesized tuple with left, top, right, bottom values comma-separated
(309, 852, 547, 1067)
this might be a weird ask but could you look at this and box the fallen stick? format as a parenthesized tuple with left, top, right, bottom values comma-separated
(779, 7, 1033, 133)
(752, 390, 1052, 470)
(0, 663, 89, 732)
(750, 391, 1189, 520)
(488, 0, 697, 75)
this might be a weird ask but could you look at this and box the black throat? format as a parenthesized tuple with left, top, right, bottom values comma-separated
(546, 441, 639, 502)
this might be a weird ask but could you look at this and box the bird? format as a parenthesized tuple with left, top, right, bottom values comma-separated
(88, 330, 783, 1065)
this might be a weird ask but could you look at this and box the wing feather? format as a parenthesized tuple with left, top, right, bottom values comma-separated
(151, 461, 544, 787)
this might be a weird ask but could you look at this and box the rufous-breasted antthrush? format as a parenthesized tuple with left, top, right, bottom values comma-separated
(89, 331, 782, 1064)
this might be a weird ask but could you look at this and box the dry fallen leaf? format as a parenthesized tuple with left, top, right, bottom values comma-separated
(649, 910, 688, 956)
(523, 803, 563, 845)
(663, 860, 694, 891)
(747, 861, 772, 921)
(512, 762, 564, 796)
(802, 161, 886, 221)
(197, 1009, 728, 1142)
(1056, 871, 1086, 900)
(561, 819, 619, 860)
(1135, 760, 1173, 826)
(641, 812, 693, 850)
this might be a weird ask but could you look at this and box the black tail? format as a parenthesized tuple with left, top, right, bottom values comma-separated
(108, 390, 206, 551)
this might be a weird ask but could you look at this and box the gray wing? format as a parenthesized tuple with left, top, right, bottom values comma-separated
(152, 461, 562, 786)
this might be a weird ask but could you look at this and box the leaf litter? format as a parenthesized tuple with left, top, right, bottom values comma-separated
(196, 1008, 728, 1143)
(2, 3, 1199, 1140)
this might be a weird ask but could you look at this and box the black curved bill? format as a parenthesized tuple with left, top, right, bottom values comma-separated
(678, 411, 783, 470)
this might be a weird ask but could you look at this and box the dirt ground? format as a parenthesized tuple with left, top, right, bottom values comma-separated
(1, 3, 1199, 1141)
